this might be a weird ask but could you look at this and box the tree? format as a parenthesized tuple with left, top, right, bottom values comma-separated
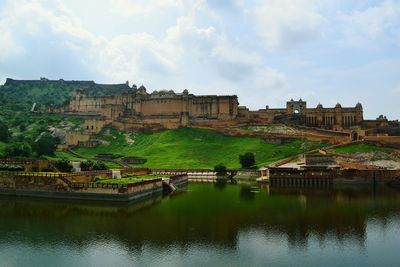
(239, 152, 255, 169)
(35, 133, 57, 156)
(92, 161, 107, 170)
(80, 160, 94, 171)
(80, 160, 107, 171)
(214, 164, 227, 176)
(5, 142, 32, 158)
(55, 159, 72, 172)
(0, 120, 9, 141)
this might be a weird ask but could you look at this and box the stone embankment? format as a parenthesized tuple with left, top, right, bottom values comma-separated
(268, 168, 400, 187)
(0, 170, 187, 202)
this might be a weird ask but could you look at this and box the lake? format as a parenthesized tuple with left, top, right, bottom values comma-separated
(1, 183, 400, 267)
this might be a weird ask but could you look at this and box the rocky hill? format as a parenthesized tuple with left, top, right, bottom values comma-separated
(0, 78, 136, 110)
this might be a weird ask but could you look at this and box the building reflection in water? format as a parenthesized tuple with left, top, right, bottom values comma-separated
(0, 184, 399, 253)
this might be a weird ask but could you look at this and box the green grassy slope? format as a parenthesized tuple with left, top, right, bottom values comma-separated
(331, 143, 393, 154)
(73, 128, 325, 169)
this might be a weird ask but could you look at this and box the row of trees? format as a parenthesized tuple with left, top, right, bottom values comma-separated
(55, 159, 108, 172)
(3, 133, 57, 158)
(80, 160, 108, 171)
(0, 119, 58, 158)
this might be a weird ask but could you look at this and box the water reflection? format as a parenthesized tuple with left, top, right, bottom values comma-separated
(1, 184, 400, 266)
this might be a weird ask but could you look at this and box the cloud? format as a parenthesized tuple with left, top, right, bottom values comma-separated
(340, 0, 400, 45)
(109, 0, 184, 16)
(0, 0, 399, 119)
(0, 0, 103, 80)
(0, 23, 24, 61)
(254, 0, 326, 50)
(212, 48, 258, 81)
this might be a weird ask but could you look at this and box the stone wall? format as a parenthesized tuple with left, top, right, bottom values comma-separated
(0, 173, 166, 202)
(84, 118, 108, 133)
(268, 167, 400, 186)
(364, 136, 400, 149)
(66, 131, 91, 146)
(67, 88, 238, 123)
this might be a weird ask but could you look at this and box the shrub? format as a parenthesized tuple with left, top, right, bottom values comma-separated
(55, 159, 72, 172)
(81, 160, 107, 171)
(5, 142, 32, 158)
(35, 133, 57, 156)
(0, 120, 10, 141)
(92, 176, 102, 182)
(80, 160, 94, 171)
(214, 164, 227, 176)
(239, 152, 255, 169)
(92, 161, 107, 170)
(0, 164, 24, 171)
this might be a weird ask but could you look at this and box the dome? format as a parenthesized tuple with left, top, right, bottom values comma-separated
(335, 103, 342, 108)
(317, 103, 323, 108)
(356, 102, 362, 108)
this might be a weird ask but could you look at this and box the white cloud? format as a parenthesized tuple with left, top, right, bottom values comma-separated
(0, 23, 24, 61)
(109, 0, 184, 16)
(340, 0, 400, 45)
(0, 0, 399, 118)
(254, 0, 326, 50)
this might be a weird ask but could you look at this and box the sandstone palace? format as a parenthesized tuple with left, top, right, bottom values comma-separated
(63, 84, 364, 131)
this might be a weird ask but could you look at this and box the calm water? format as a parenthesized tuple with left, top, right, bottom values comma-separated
(1, 183, 400, 267)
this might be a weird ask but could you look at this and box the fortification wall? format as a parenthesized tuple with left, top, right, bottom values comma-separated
(66, 131, 91, 146)
(364, 136, 400, 149)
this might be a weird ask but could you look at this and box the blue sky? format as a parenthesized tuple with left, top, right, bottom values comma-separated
(0, 0, 399, 119)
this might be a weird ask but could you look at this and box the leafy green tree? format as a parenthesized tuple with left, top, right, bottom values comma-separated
(0, 120, 10, 141)
(214, 164, 227, 176)
(239, 152, 255, 169)
(35, 133, 57, 156)
(80, 160, 94, 171)
(92, 161, 108, 170)
(5, 142, 32, 158)
(55, 159, 73, 172)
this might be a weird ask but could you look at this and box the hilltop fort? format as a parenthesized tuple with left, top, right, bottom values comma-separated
(57, 84, 365, 130)
(2, 78, 398, 147)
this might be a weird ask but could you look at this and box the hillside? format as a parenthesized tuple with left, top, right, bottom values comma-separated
(330, 143, 393, 154)
(0, 142, 6, 157)
(0, 78, 133, 110)
(69, 127, 326, 169)
(329, 143, 400, 170)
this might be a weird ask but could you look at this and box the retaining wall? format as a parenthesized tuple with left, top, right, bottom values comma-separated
(268, 168, 400, 186)
(0, 172, 165, 202)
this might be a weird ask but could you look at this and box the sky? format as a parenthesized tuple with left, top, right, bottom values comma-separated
(0, 0, 399, 119)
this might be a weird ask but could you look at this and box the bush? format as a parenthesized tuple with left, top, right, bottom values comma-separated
(81, 160, 107, 171)
(239, 152, 255, 169)
(5, 142, 32, 158)
(92, 161, 107, 170)
(214, 164, 227, 176)
(55, 159, 72, 172)
(35, 133, 57, 156)
(80, 160, 94, 171)
(92, 176, 102, 182)
(0, 164, 24, 171)
(0, 120, 10, 141)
